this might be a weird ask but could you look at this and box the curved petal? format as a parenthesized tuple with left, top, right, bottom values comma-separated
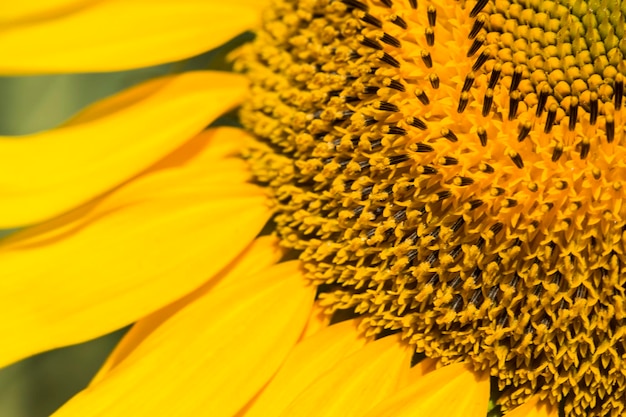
(395, 357, 438, 389)
(299, 301, 332, 340)
(90, 235, 284, 384)
(0, 71, 247, 228)
(506, 396, 558, 417)
(52, 261, 315, 417)
(362, 363, 490, 417)
(2, 0, 91, 23)
(0, 0, 264, 74)
(278, 336, 413, 417)
(0, 127, 272, 368)
(243, 319, 367, 417)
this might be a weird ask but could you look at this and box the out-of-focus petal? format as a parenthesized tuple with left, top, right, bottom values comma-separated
(53, 261, 315, 417)
(2, 0, 91, 23)
(0, 127, 271, 368)
(0, 71, 247, 228)
(1, 0, 265, 74)
(362, 362, 490, 417)
(91, 235, 284, 383)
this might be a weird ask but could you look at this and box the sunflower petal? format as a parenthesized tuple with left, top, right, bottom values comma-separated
(362, 362, 490, 417)
(1, 0, 264, 74)
(277, 336, 412, 417)
(299, 301, 332, 340)
(91, 235, 284, 384)
(0, 71, 247, 228)
(2, 1, 91, 23)
(52, 261, 314, 417)
(0, 127, 271, 368)
(243, 319, 367, 417)
(505, 396, 558, 417)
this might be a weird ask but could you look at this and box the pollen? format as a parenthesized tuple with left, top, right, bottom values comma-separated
(235, 0, 626, 415)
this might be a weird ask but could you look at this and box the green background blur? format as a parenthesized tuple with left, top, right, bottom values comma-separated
(0, 51, 219, 417)
(0, 67, 172, 416)
(0, 35, 248, 416)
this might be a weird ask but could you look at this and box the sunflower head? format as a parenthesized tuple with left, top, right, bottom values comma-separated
(235, 0, 626, 415)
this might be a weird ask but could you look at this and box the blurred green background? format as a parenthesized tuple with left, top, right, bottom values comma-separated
(0, 35, 250, 416)
(0, 66, 174, 416)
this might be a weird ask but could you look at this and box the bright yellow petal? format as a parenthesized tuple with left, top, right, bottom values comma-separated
(0, 0, 264, 74)
(2, 0, 91, 23)
(91, 235, 284, 384)
(53, 261, 315, 417)
(506, 396, 558, 417)
(277, 335, 413, 417)
(0, 127, 272, 368)
(299, 301, 332, 340)
(243, 319, 367, 417)
(0, 71, 247, 228)
(394, 357, 438, 390)
(362, 362, 490, 417)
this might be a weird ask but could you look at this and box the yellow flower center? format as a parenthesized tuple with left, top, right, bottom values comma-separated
(236, 0, 626, 415)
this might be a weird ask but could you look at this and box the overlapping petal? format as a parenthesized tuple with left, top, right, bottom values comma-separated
(298, 301, 332, 340)
(362, 362, 490, 417)
(0, 71, 247, 228)
(91, 236, 284, 383)
(277, 335, 413, 417)
(1, 0, 268, 74)
(243, 319, 367, 417)
(52, 261, 314, 417)
(0, 127, 272, 368)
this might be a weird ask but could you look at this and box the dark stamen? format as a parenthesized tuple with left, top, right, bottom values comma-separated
(381, 33, 401, 47)
(425, 28, 435, 46)
(518, 121, 531, 142)
(377, 101, 399, 112)
(441, 128, 458, 142)
(427, 5, 437, 26)
(462, 72, 475, 92)
(467, 35, 485, 57)
(415, 89, 430, 105)
(488, 63, 501, 89)
(477, 127, 488, 146)
(391, 15, 408, 29)
(469, 15, 485, 39)
(361, 13, 383, 28)
(341, 0, 369, 11)
(380, 52, 401, 67)
(470, 0, 489, 17)
(482, 89, 494, 116)
(458, 92, 470, 113)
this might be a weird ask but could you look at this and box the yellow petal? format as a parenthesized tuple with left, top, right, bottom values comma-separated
(53, 261, 315, 417)
(0, 0, 264, 74)
(362, 362, 490, 417)
(506, 396, 558, 417)
(299, 301, 332, 340)
(2, 0, 91, 23)
(243, 319, 367, 417)
(0, 128, 272, 368)
(91, 235, 284, 384)
(0, 71, 247, 228)
(395, 357, 438, 390)
(278, 335, 413, 417)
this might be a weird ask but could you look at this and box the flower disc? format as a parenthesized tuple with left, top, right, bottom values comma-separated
(236, 0, 626, 415)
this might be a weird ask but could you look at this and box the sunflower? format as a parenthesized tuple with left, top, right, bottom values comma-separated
(2, 0, 625, 416)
